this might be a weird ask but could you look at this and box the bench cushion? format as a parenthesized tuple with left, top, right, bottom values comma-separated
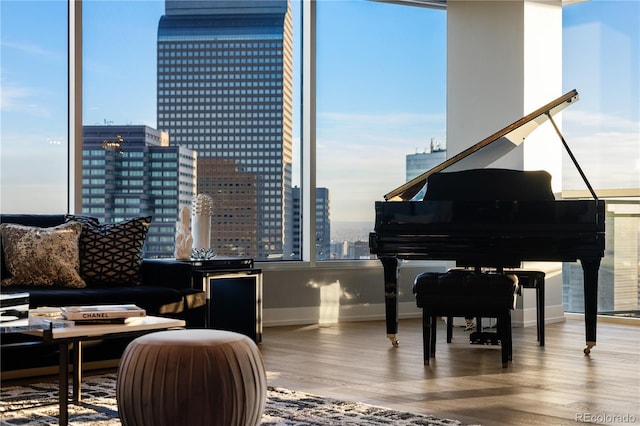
(413, 270, 519, 314)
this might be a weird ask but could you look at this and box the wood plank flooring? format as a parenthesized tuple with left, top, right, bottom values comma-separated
(260, 318, 640, 426)
(2, 318, 637, 425)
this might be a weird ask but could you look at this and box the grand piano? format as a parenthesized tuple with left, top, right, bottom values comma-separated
(369, 90, 605, 354)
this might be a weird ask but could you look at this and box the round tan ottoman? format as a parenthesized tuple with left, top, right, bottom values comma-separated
(116, 329, 266, 426)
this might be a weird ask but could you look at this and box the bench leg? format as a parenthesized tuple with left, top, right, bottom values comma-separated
(422, 311, 431, 365)
(538, 283, 545, 346)
(507, 311, 513, 361)
(498, 317, 507, 368)
(497, 313, 512, 368)
(430, 316, 437, 357)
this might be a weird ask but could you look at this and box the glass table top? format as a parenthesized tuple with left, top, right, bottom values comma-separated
(0, 308, 72, 334)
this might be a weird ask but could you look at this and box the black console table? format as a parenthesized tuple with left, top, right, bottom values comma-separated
(144, 258, 262, 343)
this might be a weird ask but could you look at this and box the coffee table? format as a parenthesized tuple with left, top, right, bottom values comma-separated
(2, 314, 185, 426)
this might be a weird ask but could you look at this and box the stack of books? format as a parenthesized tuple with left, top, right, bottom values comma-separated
(61, 304, 146, 325)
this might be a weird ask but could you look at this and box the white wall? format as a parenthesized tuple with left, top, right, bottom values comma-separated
(260, 260, 565, 330)
(260, 261, 448, 327)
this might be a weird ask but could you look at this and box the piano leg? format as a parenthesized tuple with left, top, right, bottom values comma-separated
(381, 257, 400, 347)
(581, 257, 601, 355)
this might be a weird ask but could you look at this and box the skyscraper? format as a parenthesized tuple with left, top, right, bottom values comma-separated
(157, 0, 294, 260)
(406, 139, 446, 182)
(292, 187, 331, 261)
(82, 125, 197, 258)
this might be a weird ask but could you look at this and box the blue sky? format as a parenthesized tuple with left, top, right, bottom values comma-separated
(1, 0, 638, 221)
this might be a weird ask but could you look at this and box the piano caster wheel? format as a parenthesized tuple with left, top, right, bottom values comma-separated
(387, 334, 399, 347)
(584, 344, 595, 355)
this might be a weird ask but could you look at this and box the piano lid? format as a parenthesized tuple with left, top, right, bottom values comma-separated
(384, 89, 580, 201)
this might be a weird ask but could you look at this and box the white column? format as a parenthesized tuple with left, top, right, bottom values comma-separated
(446, 0, 566, 325)
(447, 0, 563, 192)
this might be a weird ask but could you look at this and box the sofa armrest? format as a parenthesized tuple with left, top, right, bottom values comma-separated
(141, 259, 196, 290)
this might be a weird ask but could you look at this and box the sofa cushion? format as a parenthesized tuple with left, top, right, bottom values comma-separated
(0, 222, 86, 288)
(0, 214, 68, 280)
(66, 215, 151, 287)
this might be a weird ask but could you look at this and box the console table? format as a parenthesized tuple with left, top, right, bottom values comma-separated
(144, 257, 263, 343)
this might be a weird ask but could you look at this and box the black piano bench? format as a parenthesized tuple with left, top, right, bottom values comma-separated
(413, 270, 520, 368)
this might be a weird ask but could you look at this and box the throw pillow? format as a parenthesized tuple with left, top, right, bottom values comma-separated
(0, 222, 86, 288)
(65, 215, 152, 287)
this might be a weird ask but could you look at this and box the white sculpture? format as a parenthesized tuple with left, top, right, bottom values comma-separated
(174, 206, 193, 260)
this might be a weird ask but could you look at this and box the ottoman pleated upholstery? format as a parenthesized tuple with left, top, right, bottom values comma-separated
(116, 329, 266, 426)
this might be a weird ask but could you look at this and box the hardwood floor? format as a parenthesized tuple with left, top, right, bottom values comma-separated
(2, 318, 637, 425)
(260, 318, 640, 426)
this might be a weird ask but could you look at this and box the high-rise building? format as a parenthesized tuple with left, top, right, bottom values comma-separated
(406, 138, 446, 182)
(197, 158, 258, 257)
(315, 187, 331, 261)
(292, 187, 331, 260)
(82, 125, 197, 258)
(157, 0, 294, 260)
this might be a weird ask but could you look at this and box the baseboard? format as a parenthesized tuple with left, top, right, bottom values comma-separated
(511, 303, 566, 328)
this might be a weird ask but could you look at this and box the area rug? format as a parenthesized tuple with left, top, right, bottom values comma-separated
(0, 373, 475, 425)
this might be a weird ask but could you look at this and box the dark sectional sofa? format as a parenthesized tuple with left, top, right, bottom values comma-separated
(0, 214, 206, 377)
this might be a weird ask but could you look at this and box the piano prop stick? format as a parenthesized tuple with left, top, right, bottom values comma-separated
(369, 90, 605, 354)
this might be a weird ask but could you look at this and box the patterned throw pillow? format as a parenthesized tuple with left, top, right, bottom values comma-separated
(0, 222, 86, 288)
(65, 216, 152, 287)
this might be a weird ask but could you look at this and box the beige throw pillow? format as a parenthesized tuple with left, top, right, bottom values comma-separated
(0, 222, 86, 288)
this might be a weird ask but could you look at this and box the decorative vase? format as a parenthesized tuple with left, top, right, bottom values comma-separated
(191, 194, 214, 258)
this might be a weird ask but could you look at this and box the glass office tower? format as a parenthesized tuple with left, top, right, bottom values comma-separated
(82, 125, 197, 258)
(405, 139, 446, 182)
(157, 0, 293, 260)
(292, 187, 331, 261)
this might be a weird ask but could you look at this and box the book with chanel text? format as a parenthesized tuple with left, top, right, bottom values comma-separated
(60, 304, 146, 321)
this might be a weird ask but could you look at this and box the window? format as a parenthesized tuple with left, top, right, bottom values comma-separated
(316, 1, 446, 260)
(1, 0, 68, 213)
(561, 1, 640, 316)
(80, 0, 301, 260)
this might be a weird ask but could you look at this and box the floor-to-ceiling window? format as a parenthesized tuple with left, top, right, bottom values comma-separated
(316, 0, 446, 261)
(79, 0, 301, 261)
(562, 0, 639, 316)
